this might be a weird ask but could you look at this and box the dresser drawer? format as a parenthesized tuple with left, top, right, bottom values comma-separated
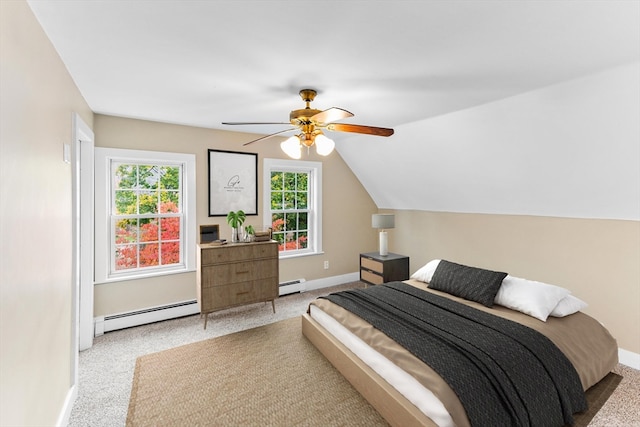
(252, 242, 279, 259)
(201, 281, 258, 310)
(200, 242, 278, 265)
(200, 245, 253, 265)
(201, 259, 277, 287)
(361, 256, 383, 274)
(200, 279, 278, 311)
(361, 269, 384, 285)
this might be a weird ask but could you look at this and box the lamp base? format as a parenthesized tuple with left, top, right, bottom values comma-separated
(379, 230, 388, 256)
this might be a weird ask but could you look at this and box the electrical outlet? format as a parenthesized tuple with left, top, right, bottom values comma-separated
(324, 261, 329, 270)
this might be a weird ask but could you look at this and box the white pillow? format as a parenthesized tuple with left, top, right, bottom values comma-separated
(550, 294, 588, 317)
(494, 275, 571, 321)
(410, 259, 441, 283)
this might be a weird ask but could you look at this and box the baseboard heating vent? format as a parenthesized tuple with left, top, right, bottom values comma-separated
(279, 278, 305, 296)
(96, 299, 199, 335)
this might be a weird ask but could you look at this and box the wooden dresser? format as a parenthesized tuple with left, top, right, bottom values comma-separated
(196, 241, 279, 329)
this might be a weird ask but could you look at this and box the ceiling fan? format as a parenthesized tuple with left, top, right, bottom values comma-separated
(222, 89, 394, 159)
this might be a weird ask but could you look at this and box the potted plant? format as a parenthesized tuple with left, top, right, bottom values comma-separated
(226, 210, 246, 243)
(244, 225, 255, 242)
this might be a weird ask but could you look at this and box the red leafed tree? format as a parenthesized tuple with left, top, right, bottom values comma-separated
(271, 217, 308, 252)
(115, 201, 180, 270)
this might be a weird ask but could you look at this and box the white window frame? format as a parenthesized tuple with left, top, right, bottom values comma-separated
(95, 148, 196, 283)
(263, 158, 323, 259)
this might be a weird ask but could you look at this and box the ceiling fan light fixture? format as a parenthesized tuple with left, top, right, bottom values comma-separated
(225, 88, 394, 153)
(281, 135, 302, 159)
(314, 134, 335, 156)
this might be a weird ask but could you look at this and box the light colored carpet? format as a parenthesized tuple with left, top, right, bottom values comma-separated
(69, 282, 640, 426)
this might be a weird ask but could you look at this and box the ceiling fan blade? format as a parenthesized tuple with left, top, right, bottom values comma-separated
(311, 107, 353, 124)
(223, 122, 290, 125)
(326, 123, 394, 137)
(242, 128, 297, 146)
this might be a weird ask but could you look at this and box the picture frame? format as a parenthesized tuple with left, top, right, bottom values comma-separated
(199, 224, 220, 243)
(208, 149, 258, 217)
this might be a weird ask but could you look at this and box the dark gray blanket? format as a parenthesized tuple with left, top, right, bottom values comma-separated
(321, 282, 587, 427)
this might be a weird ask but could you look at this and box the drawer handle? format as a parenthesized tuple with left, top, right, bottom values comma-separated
(236, 270, 249, 274)
(236, 291, 250, 295)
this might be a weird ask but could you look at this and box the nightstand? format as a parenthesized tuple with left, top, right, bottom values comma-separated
(360, 252, 410, 286)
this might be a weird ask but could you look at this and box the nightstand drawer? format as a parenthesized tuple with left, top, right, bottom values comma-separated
(361, 269, 384, 285)
(359, 252, 410, 286)
(361, 257, 383, 274)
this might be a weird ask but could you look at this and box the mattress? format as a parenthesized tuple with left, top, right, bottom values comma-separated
(308, 279, 619, 427)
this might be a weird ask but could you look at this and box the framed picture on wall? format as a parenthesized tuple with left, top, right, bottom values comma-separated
(208, 149, 258, 217)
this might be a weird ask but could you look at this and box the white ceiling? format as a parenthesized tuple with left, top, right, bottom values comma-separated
(27, 0, 640, 143)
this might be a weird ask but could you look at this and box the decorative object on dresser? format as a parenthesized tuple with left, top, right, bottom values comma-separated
(359, 252, 409, 286)
(199, 224, 220, 244)
(253, 228, 272, 242)
(226, 210, 246, 243)
(244, 225, 255, 242)
(196, 240, 279, 329)
(371, 214, 395, 256)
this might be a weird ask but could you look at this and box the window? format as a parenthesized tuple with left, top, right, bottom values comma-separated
(95, 148, 196, 282)
(112, 163, 181, 270)
(263, 158, 322, 258)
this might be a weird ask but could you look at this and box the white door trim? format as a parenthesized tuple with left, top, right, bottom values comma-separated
(62, 113, 94, 426)
(72, 113, 94, 352)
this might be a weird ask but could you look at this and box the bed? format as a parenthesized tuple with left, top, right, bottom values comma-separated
(302, 259, 618, 427)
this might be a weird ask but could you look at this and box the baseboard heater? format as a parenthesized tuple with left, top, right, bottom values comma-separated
(279, 278, 305, 296)
(95, 299, 199, 335)
(95, 280, 306, 335)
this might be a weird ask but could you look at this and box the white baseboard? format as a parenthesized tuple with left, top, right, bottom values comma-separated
(56, 384, 77, 427)
(302, 272, 360, 292)
(94, 300, 199, 334)
(279, 278, 306, 296)
(619, 348, 640, 370)
(92, 274, 362, 334)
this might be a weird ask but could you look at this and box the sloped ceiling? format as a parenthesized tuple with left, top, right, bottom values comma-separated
(27, 0, 640, 219)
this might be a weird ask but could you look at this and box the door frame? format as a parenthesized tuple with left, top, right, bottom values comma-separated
(72, 112, 95, 356)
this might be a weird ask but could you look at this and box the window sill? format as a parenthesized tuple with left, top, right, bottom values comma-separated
(95, 267, 197, 285)
(278, 250, 325, 260)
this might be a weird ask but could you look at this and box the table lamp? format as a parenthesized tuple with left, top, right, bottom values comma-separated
(372, 214, 395, 256)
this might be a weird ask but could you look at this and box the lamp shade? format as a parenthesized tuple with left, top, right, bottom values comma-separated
(314, 134, 335, 156)
(372, 214, 395, 229)
(280, 136, 302, 159)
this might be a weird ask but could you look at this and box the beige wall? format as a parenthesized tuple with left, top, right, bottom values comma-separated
(389, 210, 640, 354)
(93, 114, 378, 316)
(0, 1, 94, 425)
(2, 3, 636, 425)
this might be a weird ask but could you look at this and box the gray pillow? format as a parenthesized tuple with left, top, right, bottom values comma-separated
(429, 260, 507, 307)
